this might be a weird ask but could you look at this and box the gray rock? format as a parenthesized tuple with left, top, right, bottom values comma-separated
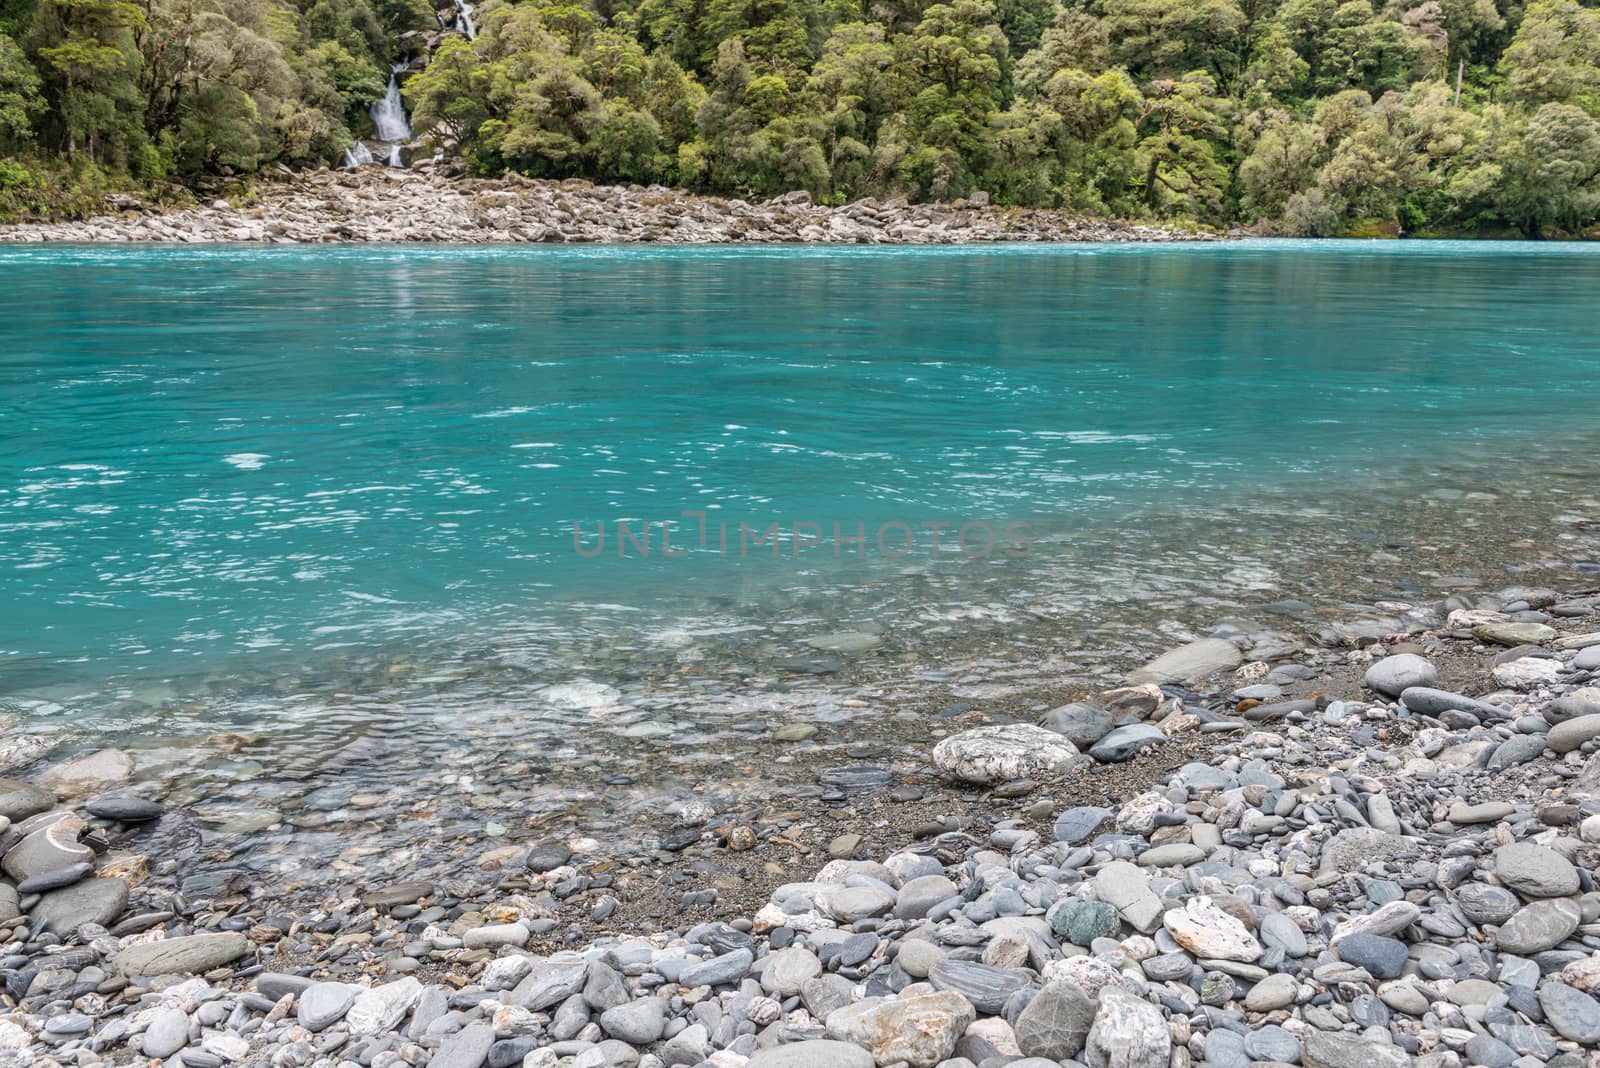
(1465, 1034, 1517, 1068)
(1246, 1025, 1300, 1063)
(1363, 654, 1436, 697)
(1051, 900, 1118, 945)
(1259, 912, 1308, 957)
(115, 932, 251, 977)
(1489, 734, 1548, 768)
(142, 1007, 190, 1058)
(1088, 724, 1166, 763)
(346, 977, 423, 1035)
(1042, 703, 1115, 748)
(1336, 934, 1407, 980)
(1136, 843, 1204, 867)
(928, 959, 1030, 1013)
(1456, 883, 1521, 924)
(763, 946, 822, 996)
(1084, 986, 1170, 1068)
(0, 779, 53, 822)
(511, 959, 588, 1009)
(257, 973, 314, 1000)
(1053, 807, 1112, 845)
(2, 815, 92, 882)
(84, 795, 164, 822)
(28, 875, 128, 935)
(1127, 638, 1242, 685)
(1539, 981, 1600, 1044)
(679, 947, 754, 988)
(1320, 828, 1411, 875)
(1475, 621, 1558, 646)
(1548, 714, 1600, 754)
(298, 982, 355, 1032)
(1495, 842, 1580, 898)
(746, 1040, 875, 1068)
(1547, 689, 1600, 723)
(1301, 1030, 1408, 1068)
(428, 1021, 494, 1068)
(895, 875, 958, 919)
(1399, 687, 1503, 718)
(1575, 647, 1600, 671)
(1014, 978, 1096, 1060)
(1497, 899, 1582, 955)
(1245, 972, 1298, 1011)
(599, 998, 666, 1044)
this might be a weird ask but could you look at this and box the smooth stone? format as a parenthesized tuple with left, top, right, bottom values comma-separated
(28, 875, 128, 935)
(511, 960, 589, 1009)
(298, 981, 355, 1031)
(37, 748, 134, 797)
(142, 1007, 190, 1058)
(1162, 897, 1263, 962)
(1364, 654, 1436, 697)
(1538, 980, 1600, 1044)
(764, 946, 822, 996)
(1136, 843, 1204, 867)
(115, 932, 251, 977)
(1457, 883, 1522, 925)
(0, 779, 54, 822)
(1497, 900, 1583, 955)
(1476, 622, 1559, 646)
(1548, 715, 1600, 754)
(1051, 900, 1118, 945)
(825, 989, 975, 1067)
(1042, 702, 1115, 748)
(1336, 934, 1407, 980)
(2, 815, 92, 882)
(1546, 689, 1600, 723)
(1448, 801, 1515, 824)
(1088, 724, 1166, 763)
(347, 977, 423, 1035)
(1245, 972, 1298, 1011)
(1490, 735, 1549, 768)
(1246, 1025, 1301, 1063)
(599, 998, 666, 1044)
(1400, 687, 1503, 718)
(1053, 807, 1112, 845)
(84, 795, 164, 822)
(428, 1021, 495, 1068)
(931, 724, 1082, 784)
(896, 875, 959, 920)
(746, 1040, 874, 1068)
(16, 860, 93, 893)
(1496, 842, 1581, 898)
(679, 948, 754, 988)
(1127, 638, 1243, 685)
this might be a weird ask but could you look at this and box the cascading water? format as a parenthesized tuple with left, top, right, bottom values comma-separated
(341, 141, 374, 168)
(367, 61, 413, 168)
(457, 0, 477, 39)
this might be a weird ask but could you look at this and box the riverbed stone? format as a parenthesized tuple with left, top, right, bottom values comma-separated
(928, 959, 1030, 1013)
(1364, 654, 1436, 697)
(116, 932, 251, 976)
(747, 1041, 874, 1068)
(1014, 978, 1096, 1060)
(825, 989, 976, 1067)
(1084, 986, 1170, 1068)
(1089, 724, 1166, 763)
(1495, 842, 1580, 897)
(1042, 702, 1115, 748)
(0, 780, 53, 822)
(36, 748, 133, 797)
(932, 724, 1082, 784)
(1497, 899, 1582, 955)
(1548, 714, 1600, 753)
(1539, 981, 1600, 1044)
(142, 1008, 190, 1058)
(2, 814, 91, 882)
(1302, 1031, 1409, 1068)
(29, 876, 128, 934)
(599, 998, 666, 1044)
(1162, 897, 1263, 961)
(1127, 638, 1243, 685)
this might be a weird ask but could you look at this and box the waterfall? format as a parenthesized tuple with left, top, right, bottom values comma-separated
(457, 0, 477, 39)
(366, 61, 413, 167)
(342, 141, 374, 168)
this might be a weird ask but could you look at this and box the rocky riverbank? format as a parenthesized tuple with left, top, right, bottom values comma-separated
(5, 581, 1600, 1068)
(0, 167, 1209, 245)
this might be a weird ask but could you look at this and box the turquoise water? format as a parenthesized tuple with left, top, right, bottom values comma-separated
(2, 239, 1599, 722)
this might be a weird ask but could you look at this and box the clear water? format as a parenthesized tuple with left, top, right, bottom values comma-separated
(1, 241, 1598, 886)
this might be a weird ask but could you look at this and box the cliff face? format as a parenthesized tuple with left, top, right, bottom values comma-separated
(0, 167, 1210, 245)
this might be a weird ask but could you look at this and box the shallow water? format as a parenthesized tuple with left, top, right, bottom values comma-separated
(2, 239, 1598, 889)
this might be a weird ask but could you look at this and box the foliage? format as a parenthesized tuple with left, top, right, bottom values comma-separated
(0, 0, 1597, 234)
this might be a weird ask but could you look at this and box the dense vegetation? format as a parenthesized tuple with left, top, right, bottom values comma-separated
(0, 0, 1597, 232)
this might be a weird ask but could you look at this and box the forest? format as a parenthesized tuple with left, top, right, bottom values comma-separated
(0, 0, 1597, 233)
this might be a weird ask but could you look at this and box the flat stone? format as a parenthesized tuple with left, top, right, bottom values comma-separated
(1490, 734, 1549, 768)
(1051, 900, 1118, 945)
(825, 989, 975, 1067)
(1336, 934, 1407, 980)
(763, 946, 822, 996)
(1456, 883, 1521, 924)
(0, 779, 54, 822)
(298, 981, 355, 1031)
(36, 748, 133, 797)
(28, 876, 128, 935)
(1497, 899, 1582, 955)
(928, 959, 1029, 1013)
(1320, 828, 1412, 875)
(1364, 654, 1436, 697)
(1448, 800, 1515, 824)
(599, 998, 666, 1044)
(679, 947, 753, 988)
(84, 795, 164, 822)
(1089, 724, 1166, 763)
(1301, 1030, 1409, 1068)
(1137, 843, 1204, 867)
(746, 1041, 874, 1068)
(1014, 978, 1096, 1060)
(115, 933, 252, 977)
(17, 860, 92, 893)
(1053, 806, 1111, 845)
(895, 875, 958, 920)
(345, 976, 423, 1035)
(1042, 702, 1115, 748)
(428, 1021, 494, 1068)
(510, 959, 588, 1009)
(1400, 687, 1504, 718)
(360, 880, 435, 907)
(1094, 861, 1163, 933)
(1539, 980, 1600, 1044)
(1246, 1024, 1300, 1063)
(1476, 621, 1559, 646)
(1245, 973, 1298, 1011)
(1496, 842, 1580, 897)
(1127, 638, 1243, 685)
(931, 724, 1082, 784)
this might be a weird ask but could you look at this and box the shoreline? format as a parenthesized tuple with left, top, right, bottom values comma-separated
(5, 565, 1600, 1064)
(0, 167, 1212, 245)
